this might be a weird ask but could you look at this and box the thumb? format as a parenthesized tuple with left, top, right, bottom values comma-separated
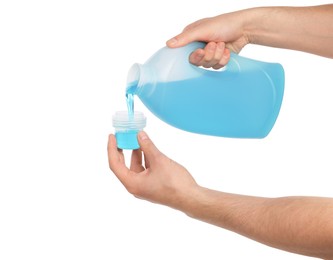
(137, 131, 160, 159)
(166, 29, 202, 48)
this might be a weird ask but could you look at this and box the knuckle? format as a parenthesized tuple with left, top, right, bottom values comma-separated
(203, 56, 212, 63)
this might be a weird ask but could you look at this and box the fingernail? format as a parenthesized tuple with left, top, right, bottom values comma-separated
(138, 131, 149, 141)
(167, 38, 178, 46)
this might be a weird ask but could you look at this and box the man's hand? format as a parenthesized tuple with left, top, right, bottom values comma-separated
(108, 131, 198, 211)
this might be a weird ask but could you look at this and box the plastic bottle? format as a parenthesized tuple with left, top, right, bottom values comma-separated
(126, 42, 284, 138)
(112, 111, 146, 149)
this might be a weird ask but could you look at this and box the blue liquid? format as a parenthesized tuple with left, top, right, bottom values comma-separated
(130, 71, 283, 138)
(126, 93, 134, 117)
(116, 82, 137, 150)
(116, 130, 140, 150)
(125, 42, 284, 138)
(126, 81, 137, 118)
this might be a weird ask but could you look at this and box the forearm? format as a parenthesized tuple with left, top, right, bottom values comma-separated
(245, 5, 333, 58)
(183, 186, 333, 259)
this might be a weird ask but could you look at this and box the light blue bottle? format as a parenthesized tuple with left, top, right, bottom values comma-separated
(126, 42, 284, 138)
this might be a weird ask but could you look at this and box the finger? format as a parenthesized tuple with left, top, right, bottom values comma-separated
(137, 131, 161, 162)
(166, 32, 201, 48)
(107, 134, 131, 181)
(213, 48, 231, 70)
(210, 42, 226, 69)
(130, 149, 145, 172)
(199, 42, 217, 68)
(212, 47, 230, 70)
(166, 23, 205, 48)
(189, 48, 205, 66)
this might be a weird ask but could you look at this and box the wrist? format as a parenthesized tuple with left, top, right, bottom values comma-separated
(180, 185, 215, 219)
(242, 7, 273, 45)
(173, 184, 203, 217)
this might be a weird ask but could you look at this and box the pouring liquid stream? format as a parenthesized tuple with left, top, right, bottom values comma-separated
(126, 81, 137, 120)
(126, 93, 134, 119)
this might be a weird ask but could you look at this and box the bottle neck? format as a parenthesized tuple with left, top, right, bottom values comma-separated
(126, 63, 154, 96)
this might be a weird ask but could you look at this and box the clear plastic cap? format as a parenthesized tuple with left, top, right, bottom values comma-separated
(112, 111, 146, 131)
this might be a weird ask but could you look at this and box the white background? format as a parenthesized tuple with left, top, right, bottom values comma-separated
(0, 0, 332, 259)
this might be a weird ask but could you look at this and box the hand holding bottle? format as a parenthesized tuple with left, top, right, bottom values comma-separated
(167, 5, 333, 69)
(166, 10, 251, 69)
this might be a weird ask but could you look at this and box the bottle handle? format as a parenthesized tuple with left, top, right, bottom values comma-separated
(186, 42, 241, 73)
(225, 52, 241, 73)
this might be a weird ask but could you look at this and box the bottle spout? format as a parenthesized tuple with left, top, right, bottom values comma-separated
(126, 63, 141, 95)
